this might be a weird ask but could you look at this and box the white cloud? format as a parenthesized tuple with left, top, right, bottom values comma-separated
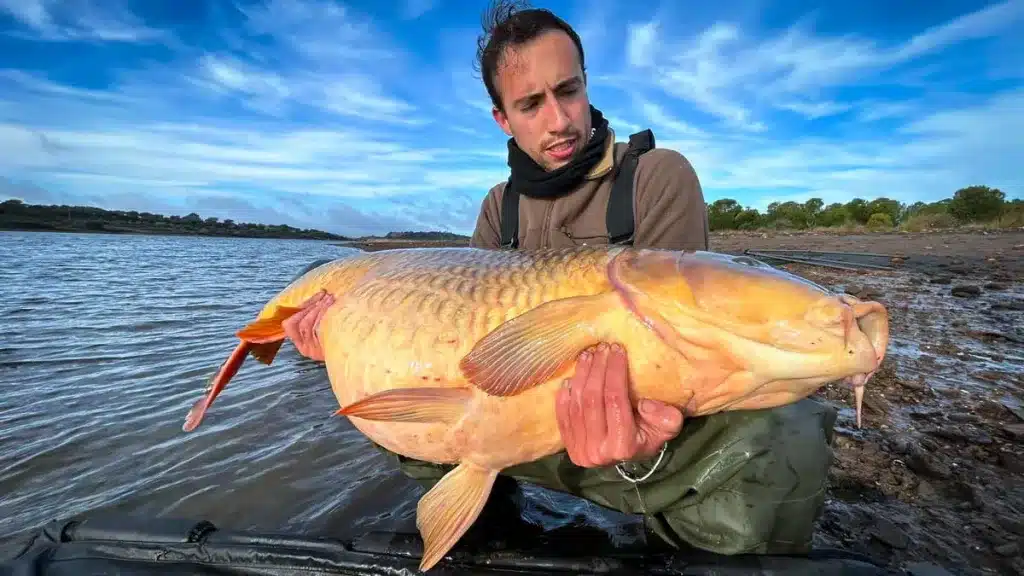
(0, 0, 167, 43)
(0, 0, 1020, 236)
(400, 0, 437, 20)
(621, 0, 1024, 127)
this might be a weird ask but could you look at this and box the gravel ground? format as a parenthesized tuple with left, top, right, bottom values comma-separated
(721, 229, 1023, 575)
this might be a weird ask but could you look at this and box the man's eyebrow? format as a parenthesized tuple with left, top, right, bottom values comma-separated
(512, 76, 583, 108)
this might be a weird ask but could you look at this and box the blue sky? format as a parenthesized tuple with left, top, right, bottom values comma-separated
(0, 0, 1021, 237)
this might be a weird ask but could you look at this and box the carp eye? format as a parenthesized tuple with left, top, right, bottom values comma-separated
(805, 299, 847, 329)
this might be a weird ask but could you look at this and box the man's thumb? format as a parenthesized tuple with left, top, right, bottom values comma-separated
(638, 399, 684, 435)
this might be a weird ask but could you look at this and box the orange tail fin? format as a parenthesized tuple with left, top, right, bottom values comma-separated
(182, 305, 304, 432)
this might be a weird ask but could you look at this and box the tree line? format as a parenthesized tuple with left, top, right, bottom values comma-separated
(706, 185, 1021, 232)
(0, 199, 351, 241)
(2, 184, 1018, 241)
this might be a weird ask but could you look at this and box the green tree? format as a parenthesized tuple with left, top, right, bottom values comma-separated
(948, 185, 1005, 222)
(708, 198, 744, 230)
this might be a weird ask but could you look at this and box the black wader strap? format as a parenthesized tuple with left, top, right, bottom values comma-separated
(606, 129, 655, 246)
(498, 128, 655, 249)
(499, 180, 519, 249)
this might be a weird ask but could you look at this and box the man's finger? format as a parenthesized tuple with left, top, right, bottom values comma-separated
(582, 345, 609, 465)
(636, 399, 684, 456)
(555, 382, 577, 463)
(567, 349, 593, 467)
(603, 344, 637, 462)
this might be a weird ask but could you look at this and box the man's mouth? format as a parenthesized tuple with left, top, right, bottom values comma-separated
(546, 137, 577, 161)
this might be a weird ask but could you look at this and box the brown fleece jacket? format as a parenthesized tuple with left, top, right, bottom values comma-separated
(469, 128, 710, 251)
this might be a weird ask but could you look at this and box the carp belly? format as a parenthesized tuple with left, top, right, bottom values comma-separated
(316, 250, 699, 470)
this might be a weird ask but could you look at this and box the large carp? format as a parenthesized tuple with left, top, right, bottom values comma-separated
(181, 245, 889, 571)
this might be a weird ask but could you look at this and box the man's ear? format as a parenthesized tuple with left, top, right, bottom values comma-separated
(492, 106, 513, 137)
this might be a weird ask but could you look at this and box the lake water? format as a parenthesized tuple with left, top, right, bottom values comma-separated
(0, 231, 436, 541)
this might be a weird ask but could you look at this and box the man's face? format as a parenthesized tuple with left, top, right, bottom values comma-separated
(491, 29, 592, 171)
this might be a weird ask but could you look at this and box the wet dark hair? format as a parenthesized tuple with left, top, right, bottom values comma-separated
(474, 0, 586, 112)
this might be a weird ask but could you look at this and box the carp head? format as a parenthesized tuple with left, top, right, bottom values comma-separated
(609, 249, 889, 427)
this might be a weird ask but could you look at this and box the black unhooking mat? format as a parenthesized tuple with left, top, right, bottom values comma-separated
(0, 514, 925, 576)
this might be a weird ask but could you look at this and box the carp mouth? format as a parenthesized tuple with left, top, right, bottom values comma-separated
(836, 294, 889, 429)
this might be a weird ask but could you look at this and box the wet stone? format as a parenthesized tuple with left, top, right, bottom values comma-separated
(999, 451, 1024, 473)
(994, 542, 1020, 557)
(889, 436, 913, 456)
(871, 517, 910, 549)
(1004, 403, 1024, 422)
(949, 413, 981, 424)
(1002, 423, 1024, 441)
(907, 450, 952, 479)
(952, 285, 982, 298)
(916, 480, 939, 500)
(997, 515, 1024, 536)
(991, 298, 1024, 312)
(904, 562, 956, 576)
(899, 376, 927, 391)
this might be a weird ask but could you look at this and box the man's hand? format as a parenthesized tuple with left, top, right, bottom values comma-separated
(555, 343, 684, 468)
(281, 290, 335, 361)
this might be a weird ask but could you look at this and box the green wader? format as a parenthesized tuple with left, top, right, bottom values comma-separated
(381, 398, 837, 556)
(292, 259, 839, 556)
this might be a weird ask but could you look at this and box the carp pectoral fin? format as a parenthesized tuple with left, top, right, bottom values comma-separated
(460, 292, 617, 397)
(334, 387, 472, 423)
(416, 462, 498, 571)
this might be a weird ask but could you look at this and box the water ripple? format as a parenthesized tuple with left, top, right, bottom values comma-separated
(0, 231, 423, 541)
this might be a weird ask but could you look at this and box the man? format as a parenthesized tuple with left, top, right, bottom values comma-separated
(283, 0, 837, 560)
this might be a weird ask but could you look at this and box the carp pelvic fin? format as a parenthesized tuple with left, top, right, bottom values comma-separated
(416, 462, 498, 571)
(236, 305, 306, 343)
(235, 305, 305, 364)
(334, 387, 472, 423)
(460, 293, 616, 397)
(249, 340, 284, 365)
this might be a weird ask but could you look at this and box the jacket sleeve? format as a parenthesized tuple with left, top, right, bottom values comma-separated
(633, 149, 710, 251)
(469, 183, 505, 249)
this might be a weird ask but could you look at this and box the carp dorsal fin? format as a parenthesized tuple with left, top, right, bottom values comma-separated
(459, 292, 619, 397)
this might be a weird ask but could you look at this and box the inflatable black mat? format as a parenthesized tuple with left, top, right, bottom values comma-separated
(0, 515, 925, 575)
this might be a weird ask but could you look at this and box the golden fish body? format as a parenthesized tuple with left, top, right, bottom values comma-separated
(183, 245, 889, 571)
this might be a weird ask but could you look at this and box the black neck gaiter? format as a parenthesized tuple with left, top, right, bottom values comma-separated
(506, 105, 609, 199)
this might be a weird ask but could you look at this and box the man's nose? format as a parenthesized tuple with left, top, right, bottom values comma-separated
(545, 99, 571, 131)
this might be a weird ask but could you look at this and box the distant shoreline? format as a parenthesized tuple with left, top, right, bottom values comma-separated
(0, 200, 471, 243)
(0, 225, 344, 241)
(333, 238, 472, 251)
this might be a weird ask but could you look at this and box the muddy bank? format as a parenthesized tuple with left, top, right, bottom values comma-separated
(777, 233, 1023, 575)
(709, 228, 1024, 280)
